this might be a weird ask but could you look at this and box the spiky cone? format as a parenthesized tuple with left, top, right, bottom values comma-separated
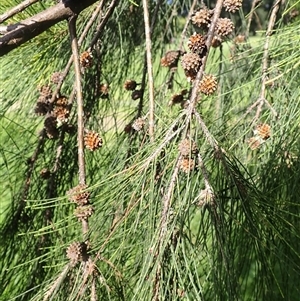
(67, 184, 90, 205)
(38, 85, 52, 101)
(199, 74, 218, 95)
(191, 6, 213, 30)
(99, 83, 109, 99)
(80, 50, 93, 68)
(74, 205, 94, 222)
(161, 50, 183, 71)
(66, 241, 87, 266)
(52, 106, 70, 124)
(124, 79, 138, 91)
(180, 158, 196, 173)
(188, 33, 207, 57)
(215, 18, 235, 38)
(178, 139, 198, 157)
(255, 123, 271, 140)
(44, 116, 59, 139)
(181, 52, 202, 82)
(84, 130, 103, 151)
(223, 0, 243, 13)
(132, 117, 146, 132)
(248, 136, 262, 150)
(54, 96, 68, 107)
(51, 71, 63, 84)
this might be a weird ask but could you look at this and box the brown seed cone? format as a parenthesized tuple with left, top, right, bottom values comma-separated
(169, 93, 184, 106)
(223, 0, 243, 13)
(248, 136, 262, 150)
(215, 18, 235, 38)
(131, 89, 143, 100)
(74, 205, 94, 222)
(67, 184, 90, 205)
(99, 83, 109, 99)
(132, 117, 146, 132)
(178, 139, 198, 157)
(84, 130, 103, 151)
(44, 116, 59, 139)
(160, 50, 183, 71)
(52, 106, 70, 124)
(51, 71, 63, 84)
(188, 33, 207, 57)
(180, 158, 196, 173)
(34, 101, 52, 116)
(181, 53, 202, 81)
(80, 50, 93, 68)
(124, 79, 137, 91)
(54, 96, 68, 107)
(199, 74, 218, 95)
(66, 241, 86, 266)
(38, 85, 52, 100)
(191, 6, 213, 29)
(211, 36, 223, 48)
(256, 123, 271, 140)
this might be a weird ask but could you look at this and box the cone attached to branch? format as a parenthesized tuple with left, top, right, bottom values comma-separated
(181, 52, 202, 81)
(223, 0, 243, 13)
(188, 33, 207, 57)
(199, 74, 218, 95)
(84, 130, 103, 151)
(191, 6, 213, 29)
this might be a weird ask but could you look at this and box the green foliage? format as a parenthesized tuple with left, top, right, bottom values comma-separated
(1, 0, 300, 300)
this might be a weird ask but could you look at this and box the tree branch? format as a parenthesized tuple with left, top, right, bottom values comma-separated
(0, 0, 98, 57)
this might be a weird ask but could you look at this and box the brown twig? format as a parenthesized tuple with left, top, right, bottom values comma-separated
(245, 0, 261, 38)
(0, 0, 98, 56)
(0, 0, 39, 24)
(142, 0, 155, 141)
(68, 16, 88, 236)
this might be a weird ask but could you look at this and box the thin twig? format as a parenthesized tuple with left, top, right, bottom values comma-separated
(245, 0, 261, 38)
(179, 0, 198, 51)
(142, 0, 155, 141)
(68, 16, 89, 236)
(253, 0, 280, 123)
(89, 0, 119, 49)
(0, 0, 39, 24)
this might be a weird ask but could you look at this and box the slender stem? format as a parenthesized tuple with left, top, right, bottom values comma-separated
(142, 0, 155, 141)
(68, 17, 86, 185)
(245, 0, 261, 38)
(0, 0, 39, 24)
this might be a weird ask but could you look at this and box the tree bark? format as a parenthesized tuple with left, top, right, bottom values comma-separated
(0, 0, 98, 57)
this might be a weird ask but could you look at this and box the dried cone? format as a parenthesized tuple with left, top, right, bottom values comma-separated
(211, 36, 222, 48)
(131, 89, 143, 100)
(66, 242, 84, 266)
(223, 0, 243, 13)
(180, 158, 196, 173)
(199, 74, 218, 95)
(161, 50, 183, 71)
(181, 53, 202, 82)
(215, 18, 235, 38)
(124, 79, 137, 91)
(74, 205, 94, 221)
(256, 123, 271, 140)
(178, 139, 198, 157)
(132, 117, 146, 132)
(248, 136, 262, 150)
(188, 33, 207, 57)
(67, 184, 90, 205)
(38, 85, 52, 102)
(80, 50, 93, 68)
(99, 83, 109, 99)
(84, 130, 103, 151)
(54, 96, 68, 107)
(51, 71, 63, 84)
(44, 116, 59, 139)
(53, 106, 69, 124)
(191, 6, 213, 29)
(169, 93, 184, 106)
(34, 101, 51, 116)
